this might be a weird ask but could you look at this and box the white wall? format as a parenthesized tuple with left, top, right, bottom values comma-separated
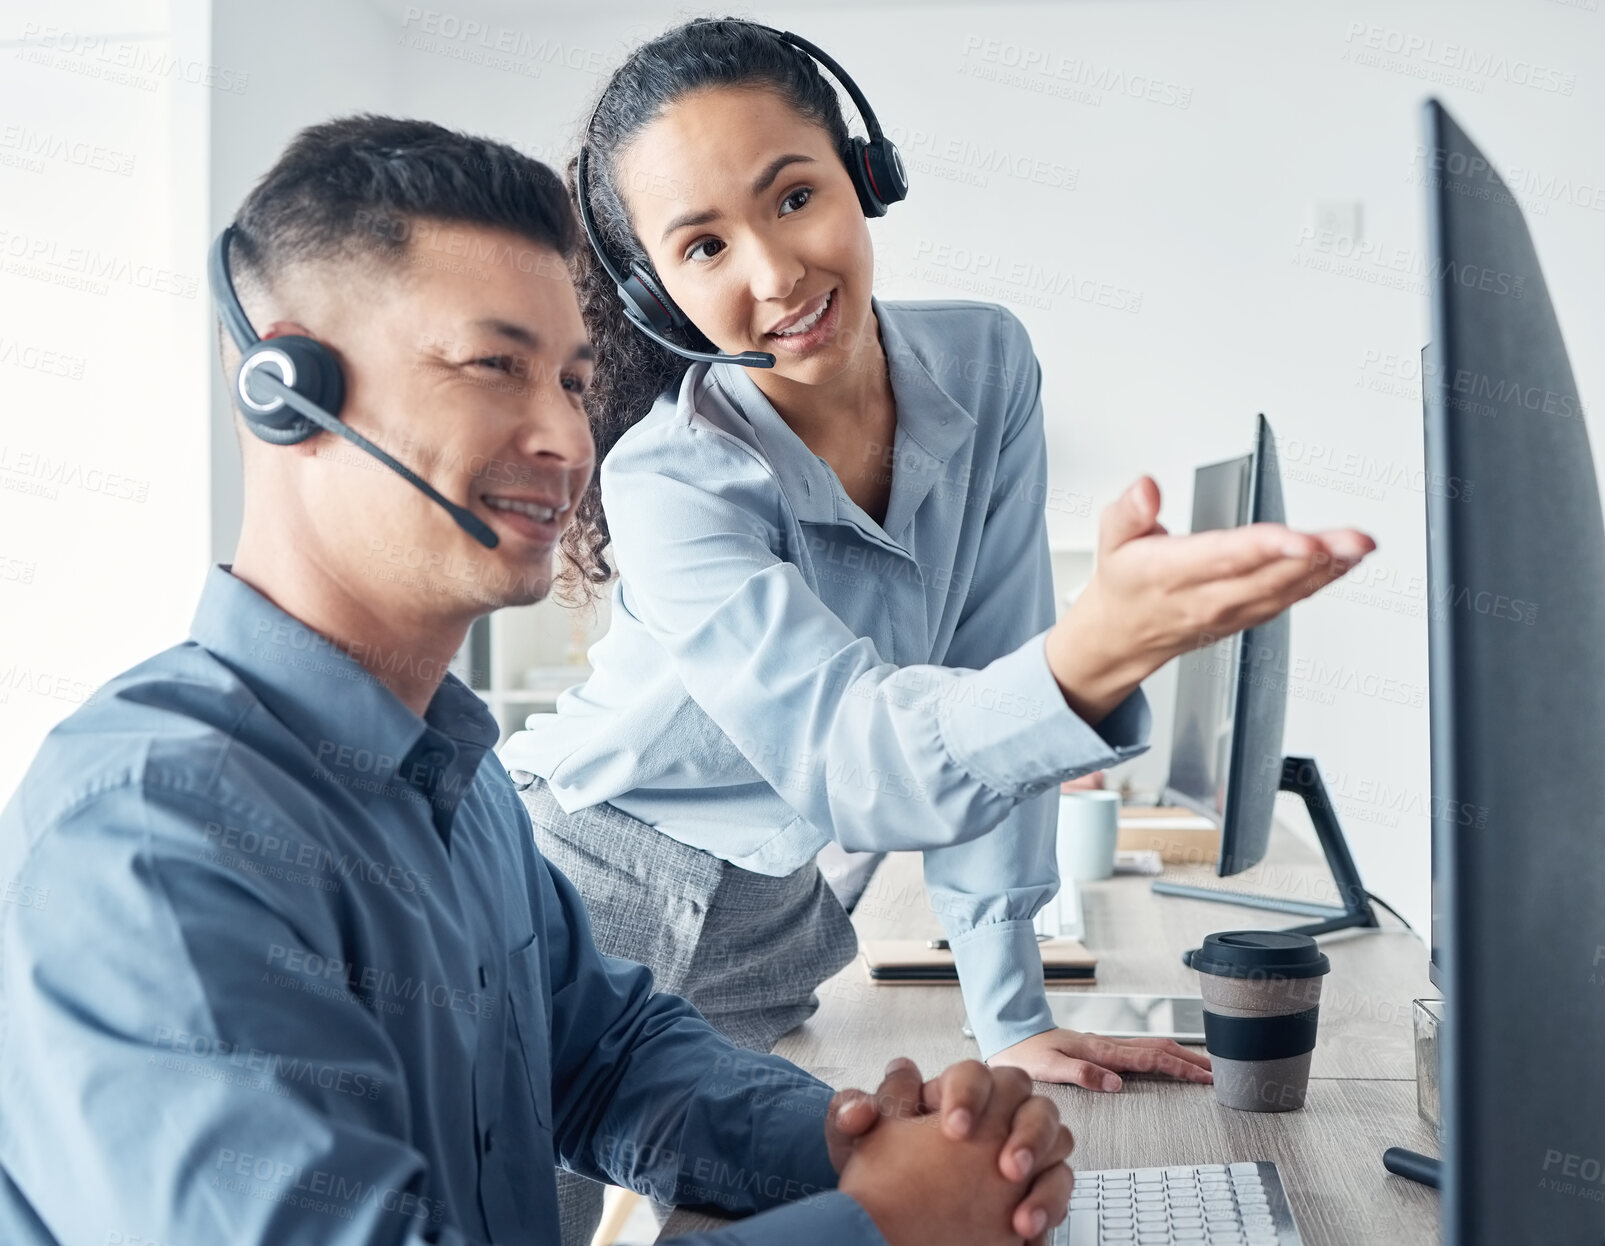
(358, 0, 1605, 935)
(209, 0, 402, 560)
(0, 0, 213, 799)
(20, 0, 1601, 937)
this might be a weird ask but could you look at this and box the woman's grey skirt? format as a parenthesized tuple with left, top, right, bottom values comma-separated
(517, 774, 858, 1050)
(515, 775, 858, 1246)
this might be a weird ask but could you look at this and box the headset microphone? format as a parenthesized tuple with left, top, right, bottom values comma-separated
(243, 369, 499, 548)
(208, 226, 501, 550)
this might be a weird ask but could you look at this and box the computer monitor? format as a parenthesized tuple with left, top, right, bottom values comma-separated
(1164, 416, 1287, 873)
(1157, 418, 1377, 943)
(1164, 452, 1253, 822)
(1417, 99, 1605, 1244)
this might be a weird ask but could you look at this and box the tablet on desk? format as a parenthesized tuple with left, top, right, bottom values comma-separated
(862, 938, 1096, 984)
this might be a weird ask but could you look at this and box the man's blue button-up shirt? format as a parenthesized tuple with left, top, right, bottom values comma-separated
(0, 565, 882, 1245)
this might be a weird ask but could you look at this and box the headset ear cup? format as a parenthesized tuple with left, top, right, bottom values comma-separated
(849, 136, 908, 218)
(846, 137, 883, 217)
(234, 335, 346, 446)
(620, 263, 687, 333)
(865, 137, 908, 208)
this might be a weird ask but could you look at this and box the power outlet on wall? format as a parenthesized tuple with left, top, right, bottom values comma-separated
(1307, 200, 1364, 245)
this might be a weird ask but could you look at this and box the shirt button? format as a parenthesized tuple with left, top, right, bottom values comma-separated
(478, 964, 488, 988)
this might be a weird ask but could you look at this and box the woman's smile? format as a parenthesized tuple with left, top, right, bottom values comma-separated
(763, 287, 840, 354)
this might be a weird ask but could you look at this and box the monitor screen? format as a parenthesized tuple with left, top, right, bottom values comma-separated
(1164, 453, 1252, 821)
(1164, 416, 1290, 878)
(1220, 417, 1290, 876)
(1422, 99, 1605, 1244)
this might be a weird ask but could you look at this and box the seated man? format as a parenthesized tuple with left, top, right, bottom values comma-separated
(0, 116, 1074, 1246)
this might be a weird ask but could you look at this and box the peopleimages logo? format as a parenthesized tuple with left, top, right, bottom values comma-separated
(958, 36, 1194, 109)
(1293, 224, 1525, 301)
(1341, 23, 1577, 96)
(1539, 1150, 1605, 1203)
(263, 943, 496, 1020)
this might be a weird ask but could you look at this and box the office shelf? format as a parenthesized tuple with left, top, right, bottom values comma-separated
(450, 590, 611, 746)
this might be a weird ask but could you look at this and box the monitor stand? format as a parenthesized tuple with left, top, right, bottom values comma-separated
(1151, 755, 1380, 939)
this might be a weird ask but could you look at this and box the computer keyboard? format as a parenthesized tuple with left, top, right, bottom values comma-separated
(1054, 1161, 1303, 1245)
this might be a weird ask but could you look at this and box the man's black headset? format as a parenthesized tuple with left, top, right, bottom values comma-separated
(207, 225, 500, 548)
(573, 24, 908, 370)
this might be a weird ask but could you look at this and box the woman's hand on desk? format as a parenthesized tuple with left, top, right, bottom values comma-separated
(1044, 476, 1375, 724)
(828, 1056, 1075, 1243)
(989, 1027, 1214, 1091)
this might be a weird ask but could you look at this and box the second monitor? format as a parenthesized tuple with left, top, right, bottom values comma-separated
(1156, 415, 1380, 945)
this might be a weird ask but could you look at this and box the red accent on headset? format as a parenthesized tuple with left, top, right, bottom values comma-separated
(633, 275, 676, 325)
(861, 146, 882, 200)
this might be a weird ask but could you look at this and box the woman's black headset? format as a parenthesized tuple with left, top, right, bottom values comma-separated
(573, 23, 908, 369)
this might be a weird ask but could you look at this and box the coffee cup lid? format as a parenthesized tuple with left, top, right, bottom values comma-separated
(1190, 930, 1331, 980)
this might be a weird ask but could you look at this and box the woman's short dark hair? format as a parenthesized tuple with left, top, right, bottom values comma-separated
(227, 112, 576, 310)
(558, 17, 854, 602)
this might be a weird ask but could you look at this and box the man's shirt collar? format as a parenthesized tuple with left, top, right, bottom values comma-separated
(188, 564, 499, 846)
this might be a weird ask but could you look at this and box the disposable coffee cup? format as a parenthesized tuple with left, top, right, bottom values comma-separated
(1191, 931, 1330, 1112)
(1056, 790, 1121, 881)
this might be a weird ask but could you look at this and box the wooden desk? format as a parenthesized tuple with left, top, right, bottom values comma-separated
(662, 833, 1441, 1243)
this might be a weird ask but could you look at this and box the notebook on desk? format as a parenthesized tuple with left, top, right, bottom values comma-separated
(861, 938, 1096, 984)
(1116, 806, 1220, 865)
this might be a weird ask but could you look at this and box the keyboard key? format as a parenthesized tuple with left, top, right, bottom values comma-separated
(1060, 1208, 1099, 1246)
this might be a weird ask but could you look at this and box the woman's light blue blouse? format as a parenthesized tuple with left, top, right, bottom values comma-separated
(500, 298, 1150, 1057)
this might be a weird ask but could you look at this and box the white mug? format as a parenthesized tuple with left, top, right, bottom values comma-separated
(1057, 789, 1122, 881)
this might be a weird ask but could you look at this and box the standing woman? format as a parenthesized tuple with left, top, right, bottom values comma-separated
(502, 18, 1370, 1237)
